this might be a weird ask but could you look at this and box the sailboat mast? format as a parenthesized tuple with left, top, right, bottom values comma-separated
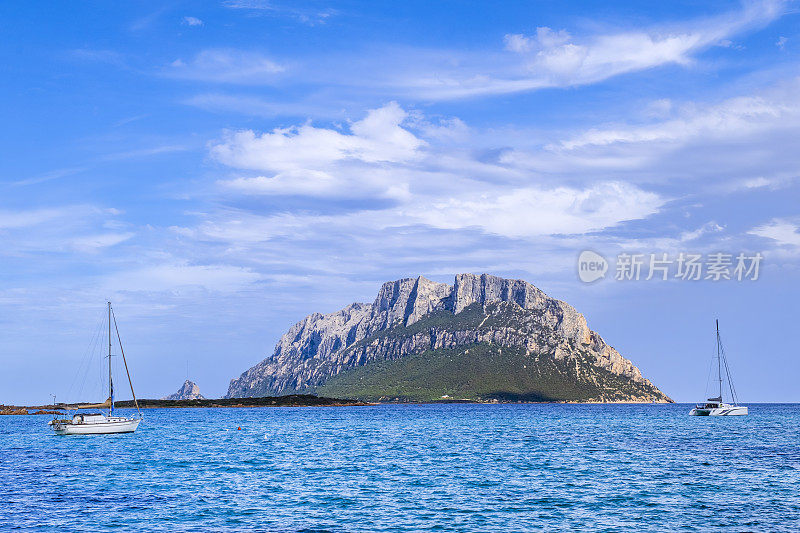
(716, 319, 722, 402)
(111, 307, 142, 419)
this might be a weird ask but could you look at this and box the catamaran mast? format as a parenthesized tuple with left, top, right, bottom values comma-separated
(716, 319, 722, 402)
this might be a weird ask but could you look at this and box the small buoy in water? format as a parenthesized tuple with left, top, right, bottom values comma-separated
(237, 427, 241, 431)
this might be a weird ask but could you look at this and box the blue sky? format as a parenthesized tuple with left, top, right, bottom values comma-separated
(1, 1, 799, 404)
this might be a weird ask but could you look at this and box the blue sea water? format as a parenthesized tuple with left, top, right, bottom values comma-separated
(1, 403, 799, 532)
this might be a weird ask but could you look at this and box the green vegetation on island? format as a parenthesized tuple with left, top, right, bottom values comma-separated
(318, 343, 664, 403)
(115, 394, 369, 408)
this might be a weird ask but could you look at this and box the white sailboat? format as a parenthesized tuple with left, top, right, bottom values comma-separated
(689, 320, 748, 416)
(49, 302, 143, 434)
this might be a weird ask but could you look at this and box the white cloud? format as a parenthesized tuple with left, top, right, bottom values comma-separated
(70, 232, 135, 252)
(183, 16, 203, 26)
(750, 219, 800, 247)
(210, 102, 426, 199)
(0, 207, 80, 229)
(210, 102, 423, 172)
(220, 170, 412, 200)
(679, 222, 725, 242)
(504, 34, 534, 53)
(403, 182, 663, 238)
(531, 27, 572, 49)
(553, 93, 790, 150)
(414, 117, 471, 142)
(725, 174, 798, 192)
(741, 177, 774, 189)
(643, 98, 674, 119)
(776, 36, 788, 50)
(166, 49, 285, 83)
(530, 28, 709, 82)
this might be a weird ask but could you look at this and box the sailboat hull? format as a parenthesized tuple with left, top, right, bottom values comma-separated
(49, 416, 140, 435)
(689, 405, 748, 416)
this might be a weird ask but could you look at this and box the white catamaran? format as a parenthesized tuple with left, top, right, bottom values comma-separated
(49, 302, 142, 435)
(689, 320, 748, 416)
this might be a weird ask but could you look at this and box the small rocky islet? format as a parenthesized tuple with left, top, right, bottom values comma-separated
(161, 380, 206, 401)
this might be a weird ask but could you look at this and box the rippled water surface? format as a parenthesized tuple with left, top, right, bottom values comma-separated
(2, 404, 799, 532)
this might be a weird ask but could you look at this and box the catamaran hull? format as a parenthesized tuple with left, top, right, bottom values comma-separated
(689, 406, 748, 416)
(50, 419, 140, 435)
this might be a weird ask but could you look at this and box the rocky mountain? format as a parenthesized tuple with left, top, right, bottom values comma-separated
(226, 274, 671, 402)
(162, 380, 205, 401)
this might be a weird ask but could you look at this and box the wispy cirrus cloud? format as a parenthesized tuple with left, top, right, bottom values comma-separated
(65, 49, 127, 68)
(179, 1, 789, 102)
(0, 207, 83, 230)
(387, 0, 790, 99)
(70, 232, 135, 252)
(10, 167, 87, 187)
(108, 262, 263, 293)
(497, 76, 800, 195)
(222, 0, 337, 26)
(551, 91, 794, 151)
(130, 6, 169, 32)
(182, 93, 346, 119)
(167, 49, 285, 84)
(98, 144, 191, 161)
(0, 206, 134, 257)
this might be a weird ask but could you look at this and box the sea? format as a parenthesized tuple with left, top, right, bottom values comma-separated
(1, 403, 799, 532)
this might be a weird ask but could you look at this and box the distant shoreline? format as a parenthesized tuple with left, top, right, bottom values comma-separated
(1, 399, 790, 414)
(0, 394, 371, 413)
(119, 397, 673, 408)
(117, 395, 373, 409)
(3, 395, 679, 414)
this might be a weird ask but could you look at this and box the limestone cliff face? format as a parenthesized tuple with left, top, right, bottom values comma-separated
(226, 274, 668, 402)
(162, 380, 205, 401)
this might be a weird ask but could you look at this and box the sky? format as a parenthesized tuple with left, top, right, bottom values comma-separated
(1, 0, 799, 404)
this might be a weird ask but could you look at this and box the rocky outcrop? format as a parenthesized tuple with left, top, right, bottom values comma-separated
(162, 380, 205, 401)
(0, 407, 29, 415)
(226, 273, 669, 402)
